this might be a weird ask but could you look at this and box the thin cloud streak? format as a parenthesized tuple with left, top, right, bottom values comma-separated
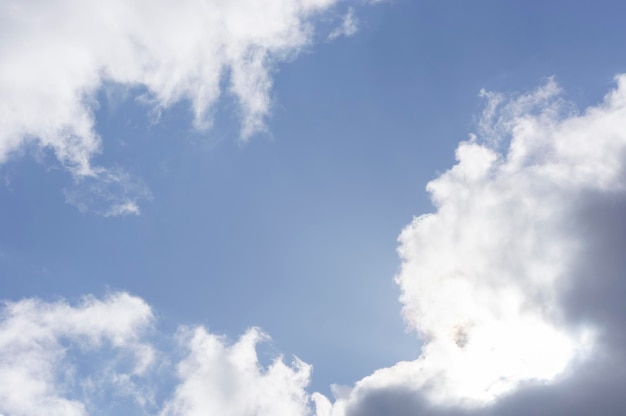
(328, 8, 358, 40)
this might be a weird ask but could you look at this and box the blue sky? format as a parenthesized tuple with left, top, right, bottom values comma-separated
(2, 1, 626, 415)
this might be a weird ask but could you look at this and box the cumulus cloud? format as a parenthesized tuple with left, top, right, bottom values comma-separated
(161, 327, 312, 416)
(0, 0, 342, 215)
(63, 167, 153, 217)
(313, 76, 626, 415)
(0, 292, 154, 416)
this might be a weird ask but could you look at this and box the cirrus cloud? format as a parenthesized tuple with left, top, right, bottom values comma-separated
(161, 327, 312, 416)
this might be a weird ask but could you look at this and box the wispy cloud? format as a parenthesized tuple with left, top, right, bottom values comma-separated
(328, 8, 358, 40)
(0, 0, 342, 215)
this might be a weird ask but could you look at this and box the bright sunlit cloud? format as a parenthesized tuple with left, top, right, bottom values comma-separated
(161, 327, 312, 416)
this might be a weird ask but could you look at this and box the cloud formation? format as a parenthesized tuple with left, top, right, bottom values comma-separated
(0, 0, 341, 214)
(63, 167, 153, 217)
(161, 327, 312, 416)
(314, 76, 626, 415)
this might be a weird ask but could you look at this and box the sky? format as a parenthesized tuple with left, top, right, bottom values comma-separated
(2, 0, 626, 415)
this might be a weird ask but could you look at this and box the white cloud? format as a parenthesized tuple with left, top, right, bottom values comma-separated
(314, 76, 626, 415)
(0, 0, 342, 214)
(161, 327, 312, 416)
(0, 293, 316, 415)
(0, 292, 154, 416)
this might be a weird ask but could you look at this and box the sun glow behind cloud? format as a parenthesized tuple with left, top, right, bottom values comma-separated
(392, 82, 594, 404)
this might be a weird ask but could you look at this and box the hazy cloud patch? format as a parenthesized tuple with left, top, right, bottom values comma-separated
(328, 8, 358, 40)
(64, 168, 153, 217)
